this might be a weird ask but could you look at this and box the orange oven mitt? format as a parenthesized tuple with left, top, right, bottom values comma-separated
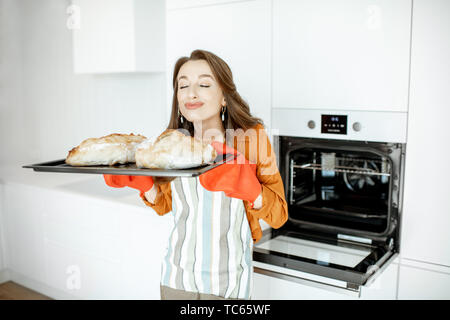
(199, 141, 262, 208)
(103, 174, 154, 193)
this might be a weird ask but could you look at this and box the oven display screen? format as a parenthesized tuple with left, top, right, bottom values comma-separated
(321, 114, 347, 134)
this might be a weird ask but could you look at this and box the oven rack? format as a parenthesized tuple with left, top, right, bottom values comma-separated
(296, 203, 388, 220)
(293, 163, 391, 177)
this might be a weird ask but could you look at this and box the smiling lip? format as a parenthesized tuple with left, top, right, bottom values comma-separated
(185, 102, 204, 109)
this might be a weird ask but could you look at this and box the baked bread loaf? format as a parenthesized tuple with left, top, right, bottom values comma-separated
(65, 133, 147, 166)
(135, 129, 217, 169)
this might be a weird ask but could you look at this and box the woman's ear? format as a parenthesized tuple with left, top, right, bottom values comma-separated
(222, 98, 226, 107)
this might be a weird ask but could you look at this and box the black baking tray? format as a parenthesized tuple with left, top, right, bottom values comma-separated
(22, 153, 237, 177)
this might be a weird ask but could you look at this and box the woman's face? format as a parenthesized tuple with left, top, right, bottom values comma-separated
(177, 59, 226, 123)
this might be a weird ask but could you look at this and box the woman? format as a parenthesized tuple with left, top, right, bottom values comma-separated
(105, 49, 288, 300)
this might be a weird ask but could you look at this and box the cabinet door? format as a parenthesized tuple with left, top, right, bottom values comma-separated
(273, 0, 411, 111)
(252, 272, 355, 300)
(166, 0, 272, 128)
(72, 0, 165, 73)
(401, 0, 450, 267)
(3, 184, 47, 283)
(2, 182, 172, 299)
(398, 262, 450, 299)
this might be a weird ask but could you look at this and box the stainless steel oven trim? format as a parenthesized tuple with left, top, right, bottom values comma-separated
(364, 252, 399, 287)
(253, 243, 392, 286)
(280, 137, 404, 240)
(253, 264, 361, 298)
(253, 251, 398, 298)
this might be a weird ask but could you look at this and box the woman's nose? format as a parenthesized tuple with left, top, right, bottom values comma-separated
(187, 86, 198, 99)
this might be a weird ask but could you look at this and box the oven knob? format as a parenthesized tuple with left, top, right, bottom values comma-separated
(352, 122, 362, 132)
(307, 120, 315, 129)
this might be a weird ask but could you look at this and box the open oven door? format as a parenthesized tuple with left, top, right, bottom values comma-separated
(253, 228, 398, 297)
(253, 137, 405, 297)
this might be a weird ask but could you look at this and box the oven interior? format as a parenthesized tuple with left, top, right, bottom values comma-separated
(287, 147, 392, 235)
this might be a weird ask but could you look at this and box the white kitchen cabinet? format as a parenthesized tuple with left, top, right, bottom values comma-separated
(2, 179, 172, 299)
(71, 0, 165, 74)
(167, 0, 245, 10)
(253, 272, 353, 300)
(166, 0, 272, 129)
(252, 262, 399, 300)
(401, 0, 450, 267)
(273, 0, 411, 112)
(3, 184, 47, 286)
(398, 259, 450, 299)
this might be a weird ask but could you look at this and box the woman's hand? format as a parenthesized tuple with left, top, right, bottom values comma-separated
(144, 184, 158, 204)
(252, 192, 263, 210)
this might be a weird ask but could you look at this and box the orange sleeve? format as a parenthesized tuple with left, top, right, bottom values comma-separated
(236, 124, 289, 242)
(139, 182, 172, 216)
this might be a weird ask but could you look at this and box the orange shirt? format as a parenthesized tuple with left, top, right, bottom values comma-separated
(139, 123, 288, 243)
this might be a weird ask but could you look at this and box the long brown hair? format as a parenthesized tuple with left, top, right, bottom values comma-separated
(152, 50, 264, 186)
(167, 49, 264, 142)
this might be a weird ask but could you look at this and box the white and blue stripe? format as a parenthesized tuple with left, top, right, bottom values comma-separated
(160, 176, 253, 299)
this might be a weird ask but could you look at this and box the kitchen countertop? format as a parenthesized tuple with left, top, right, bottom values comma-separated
(0, 163, 271, 230)
(0, 164, 147, 209)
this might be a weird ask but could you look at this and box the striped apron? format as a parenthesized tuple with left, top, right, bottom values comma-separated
(160, 176, 253, 299)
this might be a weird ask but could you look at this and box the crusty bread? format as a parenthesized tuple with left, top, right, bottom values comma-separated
(135, 129, 217, 169)
(65, 133, 147, 166)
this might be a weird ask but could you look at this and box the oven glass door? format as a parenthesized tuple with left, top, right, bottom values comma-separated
(257, 235, 371, 268)
(253, 229, 394, 287)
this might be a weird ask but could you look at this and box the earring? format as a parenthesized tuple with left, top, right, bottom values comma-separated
(178, 110, 184, 124)
(221, 106, 226, 122)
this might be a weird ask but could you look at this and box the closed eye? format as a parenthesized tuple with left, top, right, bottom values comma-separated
(179, 85, 210, 89)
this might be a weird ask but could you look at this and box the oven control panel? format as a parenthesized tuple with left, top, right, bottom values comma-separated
(321, 114, 348, 135)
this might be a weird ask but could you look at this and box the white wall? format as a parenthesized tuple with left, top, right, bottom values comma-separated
(166, 0, 272, 130)
(0, 0, 26, 165)
(0, 0, 167, 167)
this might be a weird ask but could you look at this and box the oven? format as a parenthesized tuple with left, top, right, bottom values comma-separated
(253, 109, 406, 296)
